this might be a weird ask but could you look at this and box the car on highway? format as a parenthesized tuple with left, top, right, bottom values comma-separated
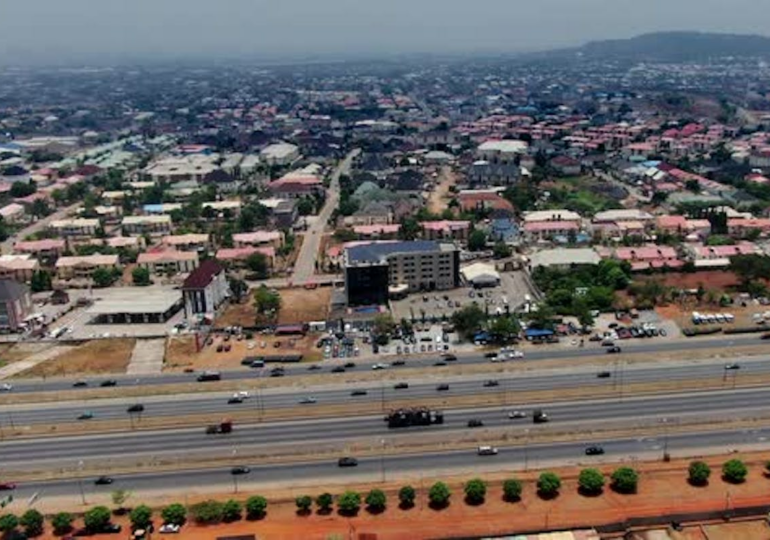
(159, 523, 181, 533)
(231, 466, 251, 475)
(72, 380, 88, 388)
(350, 390, 368, 396)
(433, 360, 447, 366)
(337, 457, 358, 467)
(331, 366, 346, 373)
(126, 404, 144, 413)
(344, 362, 356, 368)
(306, 364, 322, 371)
(606, 346, 622, 354)
(77, 411, 94, 420)
(269, 370, 285, 377)
(228, 396, 244, 404)
(94, 476, 114, 485)
(467, 419, 484, 428)
(0, 383, 12, 392)
(394, 382, 409, 390)
(299, 396, 317, 404)
(477, 446, 498, 456)
(392, 359, 406, 366)
(724, 363, 741, 370)
(100, 379, 117, 387)
(483, 380, 499, 387)
(508, 410, 527, 419)
(585, 445, 605, 456)
(596, 371, 612, 378)
(436, 383, 450, 391)
(442, 354, 458, 361)
(197, 371, 222, 382)
(0, 482, 17, 490)
(372, 363, 389, 370)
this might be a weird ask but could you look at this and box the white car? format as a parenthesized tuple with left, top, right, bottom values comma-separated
(159, 523, 181, 533)
(234, 391, 250, 399)
(508, 350, 524, 359)
(477, 445, 498, 456)
(508, 410, 527, 419)
(299, 396, 317, 404)
(372, 363, 389, 370)
(0, 384, 12, 392)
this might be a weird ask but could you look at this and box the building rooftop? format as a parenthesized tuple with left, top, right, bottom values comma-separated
(182, 259, 223, 289)
(346, 241, 450, 265)
(0, 279, 28, 302)
(478, 139, 528, 154)
(86, 287, 182, 315)
(530, 248, 601, 268)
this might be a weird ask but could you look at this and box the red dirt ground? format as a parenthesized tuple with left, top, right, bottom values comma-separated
(31, 452, 770, 540)
(637, 270, 740, 291)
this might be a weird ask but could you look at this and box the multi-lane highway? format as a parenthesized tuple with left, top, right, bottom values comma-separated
(9, 427, 769, 501)
(4, 335, 762, 395)
(2, 354, 761, 425)
(4, 387, 770, 467)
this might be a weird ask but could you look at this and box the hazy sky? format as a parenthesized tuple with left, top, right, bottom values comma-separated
(1, 0, 769, 65)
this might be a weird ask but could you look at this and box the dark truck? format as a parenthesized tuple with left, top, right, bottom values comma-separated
(205, 419, 233, 434)
(385, 407, 444, 428)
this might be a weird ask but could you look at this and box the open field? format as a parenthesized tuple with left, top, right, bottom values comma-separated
(638, 270, 741, 292)
(21, 450, 770, 539)
(13, 339, 135, 378)
(277, 286, 331, 324)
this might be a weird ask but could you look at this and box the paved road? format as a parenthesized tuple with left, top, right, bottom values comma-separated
(5, 335, 764, 395)
(291, 149, 358, 285)
(4, 386, 770, 467)
(4, 354, 761, 425)
(10, 426, 770, 501)
(1, 201, 82, 254)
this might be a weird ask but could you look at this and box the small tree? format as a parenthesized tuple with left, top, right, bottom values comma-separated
(245, 496, 267, 520)
(337, 491, 361, 515)
(0, 514, 18, 533)
(688, 461, 712, 486)
(222, 499, 242, 522)
(578, 468, 605, 495)
(190, 500, 224, 524)
(316, 493, 334, 513)
(365, 489, 387, 512)
(295, 495, 313, 514)
(161, 503, 187, 526)
(245, 252, 270, 279)
(464, 478, 487, 505)
(398, 485, 416, 508)
(92, 266, 117, 288)
(20, 509, 44, 537)
(52, 512, 74, 534)
(428, 482, 451, 508)
(722, 459, 748, 484)
(111, 489, 131, 510)
(502, 479, 522, 502)
(537, 472, 562, 498)
(130, 504, 152, 530)
(84, 506, 111, 533)
(611, 467, 639, 494)
(131, 266, 152, 286)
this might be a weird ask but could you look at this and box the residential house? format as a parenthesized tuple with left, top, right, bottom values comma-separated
(466, 161, 521, 186)
(0, 203, 25, 224)
(458, 190, 514, 213)
(216, 246, 276, 269)
(686, 242, 761, 269)
(421, 220, 471, 243)
(727, 218, 770, 238)
(344, 201, 393, 226)
(0, 280, 32, 332)
(0, 255, 39, 283)
(476, 140, 528, 164)
(260, 143, 300, 166)
(656, 215, 711, 240)
(13, 239, 66, 264)
(122, 215, 172, 236)
(201, 169, 240, 193)
(144, 154, 218, 183)
(550, 155, 582, 176)
(50, 218, 100, 238)
(182, 260, 229, 317)
(202, 200, 242, 217)
(55, 254, 120, 281)
(489, 209, 519, 243)
(268, 174, 323, 199)
(162, 234, 210, 253)
(137, 250, 199, 275)
(233, 231, 283, 249)
(610, 245, 682, 272)
(353, 224, 401, 240)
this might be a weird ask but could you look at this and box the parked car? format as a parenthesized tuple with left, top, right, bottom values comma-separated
(159, 523, 181, 533)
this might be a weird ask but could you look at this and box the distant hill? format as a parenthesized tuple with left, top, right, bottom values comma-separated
(573, 31, 770, 62)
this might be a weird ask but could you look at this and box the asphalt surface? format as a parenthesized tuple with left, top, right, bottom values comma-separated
(5, 335, 763, 395)
(10, 426, 770, 501)
(3, 353, 760, 425)
(3, 386, 770, 467)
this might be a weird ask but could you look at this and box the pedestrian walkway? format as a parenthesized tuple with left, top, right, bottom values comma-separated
(126, 338, 165, 375)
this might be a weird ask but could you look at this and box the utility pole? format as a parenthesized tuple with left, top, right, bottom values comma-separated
(77, 460, 86, 505)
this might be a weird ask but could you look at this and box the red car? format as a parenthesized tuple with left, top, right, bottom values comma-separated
(0, 482, 17, 490)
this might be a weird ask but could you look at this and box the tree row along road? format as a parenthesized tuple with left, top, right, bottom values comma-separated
(9, 427, 769, 502)
(3, 387, 770, 468)
(3, 355, 765, 426)
(6, 336, 763, 395)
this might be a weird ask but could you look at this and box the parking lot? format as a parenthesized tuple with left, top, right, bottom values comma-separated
(389, 270, 535, 323)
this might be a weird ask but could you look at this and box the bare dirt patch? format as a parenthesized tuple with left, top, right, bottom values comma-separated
(428, 166, 456, 214)
(638, 270, 741, 292)
(277, 287, 331, 325)
(18, 338, 135, 378)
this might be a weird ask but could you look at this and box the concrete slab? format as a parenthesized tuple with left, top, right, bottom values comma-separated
(126, 339, 165, 375)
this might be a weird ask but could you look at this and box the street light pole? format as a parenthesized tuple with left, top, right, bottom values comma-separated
(661, 417, 670, 461)
(524, 429, 530, 471)
(380, 439, 386, 482)
(77, 460, 86, 505)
